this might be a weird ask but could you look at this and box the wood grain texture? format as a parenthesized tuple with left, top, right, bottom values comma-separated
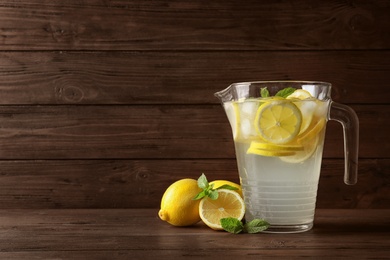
(0, 105, 387, 159)
(0, 0, 388, 211)
(0, 159, 388, 209)
(0, 51, 389, 104)
(2, 250, 390, 260)
(0, 209, 389, 258)
(0, 0, 389, 51)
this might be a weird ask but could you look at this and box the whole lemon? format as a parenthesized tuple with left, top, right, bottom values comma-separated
(209, 180, 243, 198)
(158, 178, 202, 226)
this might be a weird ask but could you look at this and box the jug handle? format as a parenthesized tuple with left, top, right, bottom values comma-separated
(329, 101, 359, 185)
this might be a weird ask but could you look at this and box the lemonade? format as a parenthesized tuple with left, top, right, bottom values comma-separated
(224, 92, 329, 232)
(216, 81, 359, 233)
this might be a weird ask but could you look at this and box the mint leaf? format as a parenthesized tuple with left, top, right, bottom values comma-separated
(193, 190, 207, 200)
(193, 173, 210, 200)
(221, 218, 244, 234)
(193, 174, 238, 201)
(208, 190, 219, 200)
(260, 87, 270, 98)
(215, 184, 238, 191)
(275, 87, 296, 98)
(220, 217, 269, 234)
(197, 173, 209, 189)
(244, 219, 270, 233)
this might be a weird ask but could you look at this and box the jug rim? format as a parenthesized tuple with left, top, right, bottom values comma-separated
(228, 80, 331, 86)
(215, 80, 332, 102)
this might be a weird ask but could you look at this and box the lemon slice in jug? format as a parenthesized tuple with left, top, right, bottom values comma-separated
(281, 118, 326, 163)
(281, 136, 319, 163)
(246, 140, 303, 157)
(287, 89, 313, 100)
(224, 101, 240, 140)
(254, 100, 302, 144)
(287, 89, 316, 134)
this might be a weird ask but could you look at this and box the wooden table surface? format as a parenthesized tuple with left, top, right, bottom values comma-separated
(1, 209, 389, 259)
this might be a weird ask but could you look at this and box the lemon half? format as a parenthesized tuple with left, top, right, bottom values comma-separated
(199, 189, 245, 230)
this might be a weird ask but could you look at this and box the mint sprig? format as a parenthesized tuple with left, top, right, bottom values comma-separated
(260, 87, 296, 98)
(221, 217, 269, 234)
(193, 173, 238, 200)
(275, 87, 296, 98)
(220, 218, 244, 234)
(244, 219, 270, 233)
(260, 87, 270, 98)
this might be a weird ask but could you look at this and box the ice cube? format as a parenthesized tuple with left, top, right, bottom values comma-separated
(241, 101, 257, 117)
(241, 118, 252, 138)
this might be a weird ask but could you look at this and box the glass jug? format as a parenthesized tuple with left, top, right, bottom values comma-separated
(215, 81, 359, 233)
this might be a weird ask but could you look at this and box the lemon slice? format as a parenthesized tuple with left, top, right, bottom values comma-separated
(281, 118, 326, 163)
(246, 140, 303, 157)
(281, 136, 319, 163)
(199, 189, 245, 230)
(247, 146, 296, 157)
(248, 141, 304, 151)
(224, 101, 240, 140)
(295, 101, 317, 134)
(287, 89, 313, 100)
(297, 118, 326, 143)
(255, 100, 302, 144)
(287, 90, 316, 134)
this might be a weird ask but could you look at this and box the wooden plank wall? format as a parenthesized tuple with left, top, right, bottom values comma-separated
(0, 0, 389, 209)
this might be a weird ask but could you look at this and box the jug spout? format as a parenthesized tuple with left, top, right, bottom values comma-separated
(215, 83, 252, 103)
(214, 86, 233, 103)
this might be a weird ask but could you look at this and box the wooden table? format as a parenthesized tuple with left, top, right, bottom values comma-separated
(1, 209, 389, 259)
